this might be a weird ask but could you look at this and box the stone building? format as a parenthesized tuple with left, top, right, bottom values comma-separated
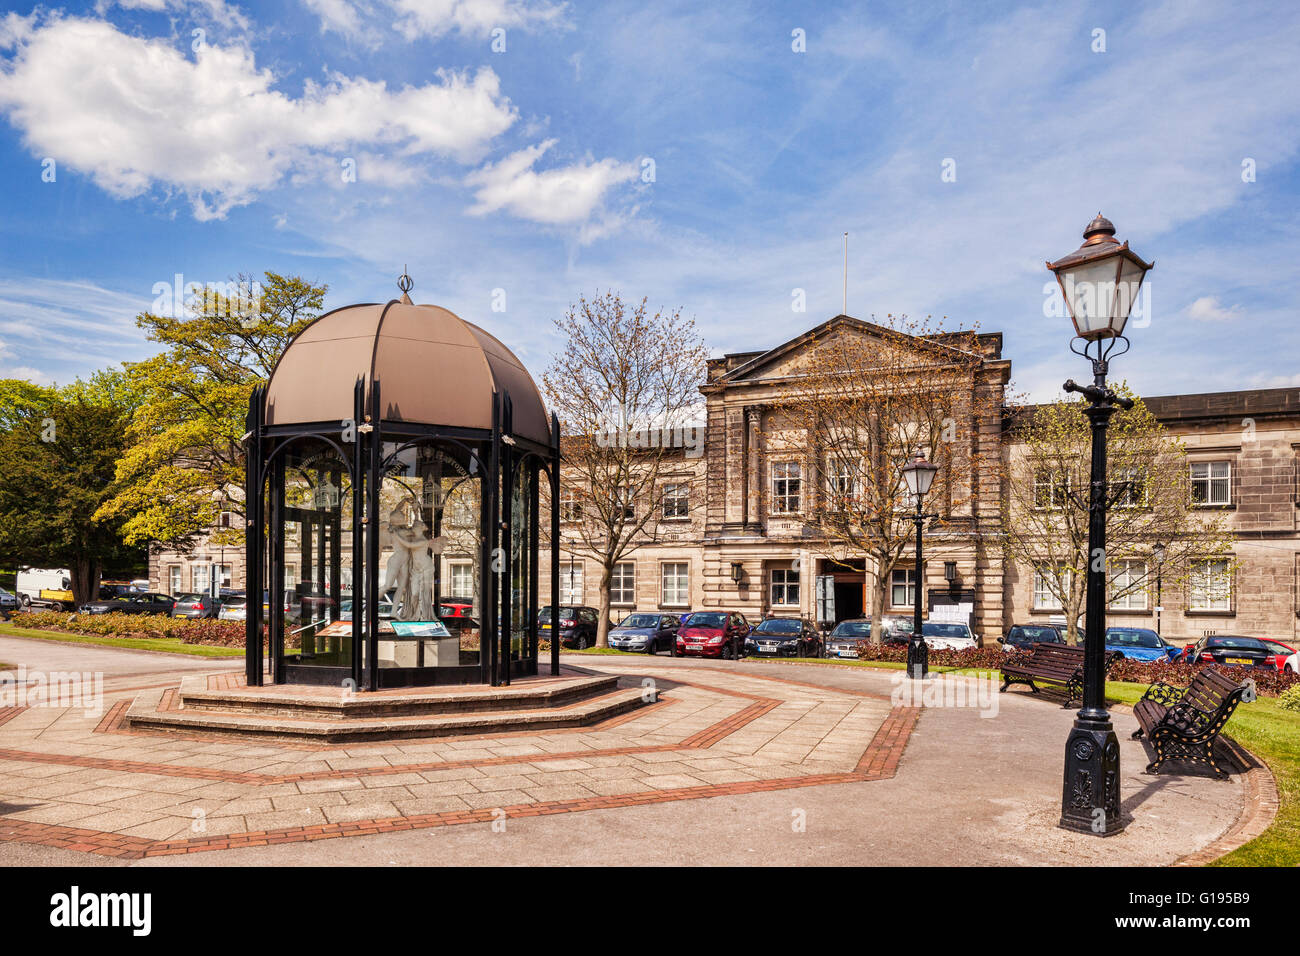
(151, 314, 1300, 647)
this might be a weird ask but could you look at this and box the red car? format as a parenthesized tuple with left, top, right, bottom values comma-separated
(1260, 638, 1297, 672)
(675, 610, 751, 660)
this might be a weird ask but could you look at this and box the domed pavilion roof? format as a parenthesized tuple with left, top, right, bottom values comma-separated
(264, 298, 551, 446)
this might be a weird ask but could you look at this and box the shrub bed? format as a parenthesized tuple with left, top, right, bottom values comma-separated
(1106, 657, 1298, 697)
(14, 611, 247, 647)
(850, 641, 1298, 697)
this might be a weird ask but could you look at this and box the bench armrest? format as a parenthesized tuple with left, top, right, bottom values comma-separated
(1139, 681, 1184, 707)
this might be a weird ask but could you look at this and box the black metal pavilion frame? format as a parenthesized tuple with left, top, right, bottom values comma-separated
(242, 378, 562, 690)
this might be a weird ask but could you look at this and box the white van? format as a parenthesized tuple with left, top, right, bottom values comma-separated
(15, 568, 74, 610)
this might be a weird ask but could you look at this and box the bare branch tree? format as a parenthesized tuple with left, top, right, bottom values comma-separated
(764, 315, 1006, 642)
(1001, 387, 1236, 643)
(542, 292, 709, 646)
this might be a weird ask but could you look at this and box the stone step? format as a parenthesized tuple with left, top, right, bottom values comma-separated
(179, 674, 623, 720)
(123, 686, 652, 743)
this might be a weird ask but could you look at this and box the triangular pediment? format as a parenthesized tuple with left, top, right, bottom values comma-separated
(716, 315, 982, 385)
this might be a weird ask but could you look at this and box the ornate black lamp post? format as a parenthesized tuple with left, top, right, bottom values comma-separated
(1047, 214, 1154, 835)
(901, 455, 939, 680)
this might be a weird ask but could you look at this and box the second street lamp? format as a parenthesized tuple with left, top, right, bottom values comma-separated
(901, 455, 940, 680)
(1046, 213, 1154, 836)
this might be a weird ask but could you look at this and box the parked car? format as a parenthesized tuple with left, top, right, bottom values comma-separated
(747, 617, 822, 658)
(0, 587, 16, 613)
(823, 619, 871, 658)
(340, 596, 394, 621)
(1104, 627, 1179, 662)
(921, 621, 978, 651)
(98, 582, 134, 601)
(1284, 651, 1299, 676)
(608, 612, 680, 654)
(1001, 624, 1065, 651)
(171, 592, 222, 619)
(1258, 638, 1297, 672)
(675, 610, 751, 659)
(79, 592, 176, 616)
(539, 605, 603, 649)
(1184, 635, 1275, 669)
(879, 615, 915, 646)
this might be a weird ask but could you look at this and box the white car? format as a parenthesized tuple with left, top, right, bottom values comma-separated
(1285, 651, 1299, 675)
(922, 622, 979, 651)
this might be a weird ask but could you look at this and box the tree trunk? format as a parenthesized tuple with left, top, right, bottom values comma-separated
(595, 565, 612, 648)
(866, 567, 885, 645)
(71, 558, 100, 609)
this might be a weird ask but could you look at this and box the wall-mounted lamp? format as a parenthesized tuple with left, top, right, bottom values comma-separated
(944, 561, 958, 583)
(730, 562, 745, 584)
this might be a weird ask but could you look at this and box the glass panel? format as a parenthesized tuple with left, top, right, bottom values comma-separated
(377, 441, 483, 670)
(280, 438, 352, 669)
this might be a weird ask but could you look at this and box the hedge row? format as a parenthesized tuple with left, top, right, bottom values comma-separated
(14, 611, 247, 646)
(849, 641, 1298, 697)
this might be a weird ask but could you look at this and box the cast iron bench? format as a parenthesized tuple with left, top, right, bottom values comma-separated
(1131, 668, 1246, 779)
(999, 643, 1085, 707)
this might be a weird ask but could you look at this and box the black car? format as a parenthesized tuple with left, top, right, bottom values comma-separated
(539, 605, 603, 649)
(1002, 624, 1066, 650)
(1185, 635, 1274, 669)
(608, 612, 681, 653)
(747, 617, 823, 658)
(823, 619, 871, 658)
(79, 592, 176, 616)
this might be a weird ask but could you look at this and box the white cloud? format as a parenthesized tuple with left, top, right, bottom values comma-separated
(389, 0, 569, 40)
(1187, 296, 1244, 321)
(302, 0, 568, 41)
(1, 365, 54, 386)
(97, 0, 251, 31)
(465, 139, 638, 231)
(0, 16, 517, 219)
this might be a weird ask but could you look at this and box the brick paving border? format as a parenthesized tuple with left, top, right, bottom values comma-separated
(0, 703, 922, 859)
(1172, 735, 1280, 866)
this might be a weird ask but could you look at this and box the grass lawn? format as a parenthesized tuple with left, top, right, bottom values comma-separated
(1105, 680, 1299, 867)
(0, 621, 244, 658)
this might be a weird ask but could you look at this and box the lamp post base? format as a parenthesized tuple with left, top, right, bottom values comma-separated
(1059, 716, 1125, 836)
(906, 636, 929, 680)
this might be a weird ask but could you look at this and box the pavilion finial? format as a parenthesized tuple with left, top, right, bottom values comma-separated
(397, 266, 413, 304)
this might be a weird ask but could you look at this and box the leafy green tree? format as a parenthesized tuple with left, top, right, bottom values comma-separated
(98, 272, 326, 549)
(0, 373, 144, 604)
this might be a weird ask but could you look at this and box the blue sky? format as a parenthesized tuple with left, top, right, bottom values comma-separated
(0, 0, 1297, 401)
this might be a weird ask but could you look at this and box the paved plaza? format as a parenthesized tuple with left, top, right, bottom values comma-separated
(0, 636, 1271, 866)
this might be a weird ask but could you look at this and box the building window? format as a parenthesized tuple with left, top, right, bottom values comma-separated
(559, 487, 582, 522)
(1033, 470, 1071, 509)
(560, 563, 584, 604)
(192, 564, 209, 594)
(826, 455, 858, 508)
(891, 568, 916, 608)
(283, 565, 298, 590)
(1190, 461, 1231, 505)
(1033, 567, 1070, 611)
(1189, 559, 1232, 611)
(611, 562, 635, 605)
(448, 562, 473, 598)
(662, 483, 689, 519)
(770, 566, 799, 606)
(167, 566, 182, 595)
(1113, 468, 1146, 508)
(218, 510, 235, 529)
(771, 461, 802, 514)
(613, 486, 634, 521)
(216, 564, 233, 589)
(661, 562, 689, 606)
(1108, 559, 1148, 610)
